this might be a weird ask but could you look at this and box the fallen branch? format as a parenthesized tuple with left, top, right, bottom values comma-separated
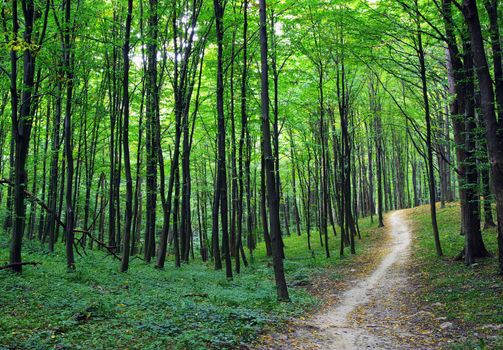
(0, 178, 121, 261)
(0, 261, 41, 270)
(0, 179, 66, 228)
(183, 293, 209, 298)
(80, 233, 122, 261)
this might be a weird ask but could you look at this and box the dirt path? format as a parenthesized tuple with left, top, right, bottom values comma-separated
(257, 209, 462, 350)
(307, 210, 412, 349)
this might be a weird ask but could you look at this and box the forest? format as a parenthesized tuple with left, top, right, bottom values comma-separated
(0, 0, 502, 349)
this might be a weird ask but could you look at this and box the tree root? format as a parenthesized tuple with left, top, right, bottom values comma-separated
(454, 248, 493, 262)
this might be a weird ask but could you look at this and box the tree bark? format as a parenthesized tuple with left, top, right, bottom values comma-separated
(259, 0, 289, 301)
(415, 2, 442, 256)
(213, 0, 232, 279)
(463, 0, 503, 273)
(120, 0, 134, 272)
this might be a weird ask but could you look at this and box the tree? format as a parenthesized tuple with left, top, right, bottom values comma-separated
(414, 0, 442, 257)
(462, 0, 503, 273)
(212, 0, 232, 279)
(259, 0, 289, 301)
(120, 0, 134, 272)
(9, 0, 49, 272)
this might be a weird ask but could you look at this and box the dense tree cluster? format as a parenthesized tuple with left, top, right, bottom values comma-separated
(1, 0, 502, 298)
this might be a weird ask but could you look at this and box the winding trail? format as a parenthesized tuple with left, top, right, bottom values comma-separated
(310, 210, 412, 349)
(258, 209, 463, 350)
(257, 209, 442, 350)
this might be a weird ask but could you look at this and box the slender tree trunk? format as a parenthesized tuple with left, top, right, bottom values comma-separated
(415, 3, 442, 256)
(144, 0, 158, 263)
(483, 0, 503, 123)
(259, 0, 289, 301)
(260, 151, 272, 256)
(120, 0, 134, 272)
(213, 0, 232, 279)
(289, 133, 302, 236)
(63, 0, 75, 270)
(236, 0, 249, 273)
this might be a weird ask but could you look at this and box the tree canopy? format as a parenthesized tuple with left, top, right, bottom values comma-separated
(0, 0, 502, 300)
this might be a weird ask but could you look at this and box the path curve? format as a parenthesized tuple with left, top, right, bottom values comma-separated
(309, 210, 411, 349)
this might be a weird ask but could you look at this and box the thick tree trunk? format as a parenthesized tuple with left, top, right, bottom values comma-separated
(10, 0, 42, 272)
(462, 42, 490, 264)
(463, 0, 503, 273)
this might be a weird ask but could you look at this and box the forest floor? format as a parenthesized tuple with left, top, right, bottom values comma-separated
(0, 213, 383, 350)
(257, 204, 503, 350)
(1, 204, 502, 349)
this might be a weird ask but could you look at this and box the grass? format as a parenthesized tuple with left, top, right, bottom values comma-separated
(0, 215, 383, 350)
(407, 203, 503, 350)
(4, 205, 499, 350)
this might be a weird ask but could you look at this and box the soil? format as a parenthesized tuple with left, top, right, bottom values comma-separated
(255, 210, 466, 350)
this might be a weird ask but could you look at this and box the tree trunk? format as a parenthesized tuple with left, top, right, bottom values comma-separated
(120, 0, 134, 272)
(463, 0, 503, 273)
(415, 4, 442, 256)
(213, 0, 232, 279)
(144, 0, 159, 263)
(259, 0, 289, 301)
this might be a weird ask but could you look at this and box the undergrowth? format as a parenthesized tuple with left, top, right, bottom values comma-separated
(0, 215, 380, 350)
(408, 203, 503, 350)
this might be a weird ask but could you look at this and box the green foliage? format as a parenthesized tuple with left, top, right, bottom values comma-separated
(0, 214, 385, 349)
(409, 203, 503, 349)
(0, 242, 300, 349)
